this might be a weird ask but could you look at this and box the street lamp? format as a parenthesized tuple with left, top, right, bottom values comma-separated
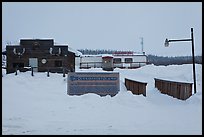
(164, 28, 196, 94)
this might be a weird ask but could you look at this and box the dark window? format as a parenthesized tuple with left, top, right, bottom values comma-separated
(125, 58, 133, 63)
(113, 58, 121, 63)
(55, 60, 62, 67)
(13, 63, 24, 68)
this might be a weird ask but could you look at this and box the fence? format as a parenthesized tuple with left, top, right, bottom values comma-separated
(125, 78, 147, 96)
(80, 62, 102, 69)
(113, 62, 147, 69)
(80, 62, 147, 69)
(14, 66, 71, 77)
(154, 78, 193, 100)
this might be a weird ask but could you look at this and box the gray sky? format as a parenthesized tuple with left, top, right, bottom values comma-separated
(2, 2, 202, 56)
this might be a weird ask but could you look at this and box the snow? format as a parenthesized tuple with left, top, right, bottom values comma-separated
(68, 47, 82, 56)
(2, 64, 202, 135)
(101, 54, 114, 58)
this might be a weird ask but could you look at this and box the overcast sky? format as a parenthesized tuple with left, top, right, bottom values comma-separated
(2, 2, 202, 56)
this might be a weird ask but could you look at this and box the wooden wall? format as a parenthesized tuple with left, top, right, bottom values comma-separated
(6, 39, 75, 74)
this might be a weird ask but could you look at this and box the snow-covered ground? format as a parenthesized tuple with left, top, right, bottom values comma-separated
(2, 64, 202, 135)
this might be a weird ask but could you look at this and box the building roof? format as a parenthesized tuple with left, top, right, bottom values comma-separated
(101, 54, 114, 58)
(4, 39, 79, 55)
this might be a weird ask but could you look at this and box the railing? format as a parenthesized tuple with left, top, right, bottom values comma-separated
(154, 78, 193, 100)
(125, 78, 147, 96)
(79, 62, 147, 69)
(114, 62, 147, 69)
(14, 66, 73, 77)
(44, 67, 73, 77)
(80, 62, 102, 69)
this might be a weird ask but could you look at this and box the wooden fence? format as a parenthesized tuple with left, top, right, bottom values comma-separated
(125, 78, 147, 96)
(154, 78, 193, 100)
(14, 66, 70, 77)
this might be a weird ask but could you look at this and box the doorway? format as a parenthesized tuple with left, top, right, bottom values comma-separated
(29, 58, 38, 72)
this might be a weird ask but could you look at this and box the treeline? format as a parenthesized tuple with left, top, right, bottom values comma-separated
(147, 55, 202, 65)
(77, 49, 135, 55)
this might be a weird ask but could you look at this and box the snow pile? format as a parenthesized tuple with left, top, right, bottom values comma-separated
(2, 64, 202, 135)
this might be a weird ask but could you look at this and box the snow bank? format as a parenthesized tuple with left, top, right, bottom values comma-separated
(2, 64, 202, 135)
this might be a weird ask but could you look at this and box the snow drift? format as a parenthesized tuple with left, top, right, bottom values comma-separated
(2, 64, 202, 135)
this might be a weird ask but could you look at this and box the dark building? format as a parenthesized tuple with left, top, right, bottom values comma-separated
(5, 39, 75, 74)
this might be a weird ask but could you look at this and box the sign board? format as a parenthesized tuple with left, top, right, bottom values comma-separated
(67, 72, 120, 96)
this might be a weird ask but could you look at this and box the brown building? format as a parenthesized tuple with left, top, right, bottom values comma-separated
(5, 39, 75, 74)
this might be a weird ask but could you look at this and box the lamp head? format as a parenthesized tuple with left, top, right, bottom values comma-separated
(164, 38, 169, 47)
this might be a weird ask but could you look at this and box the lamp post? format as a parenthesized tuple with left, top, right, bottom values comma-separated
(164, 28, 196, 94)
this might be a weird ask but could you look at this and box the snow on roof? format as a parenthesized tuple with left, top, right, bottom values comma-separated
(80, 54, 114, 58)
(154, 76, 193, 84)
(101, 54, 114, 58)
(81, 54, 102, 57)
(68, 47, 82, 56)
(112, 51, 145, 56)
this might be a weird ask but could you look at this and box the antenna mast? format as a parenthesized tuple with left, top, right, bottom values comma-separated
(140, 37, 144, 54)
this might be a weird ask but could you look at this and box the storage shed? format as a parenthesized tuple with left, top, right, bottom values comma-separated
(102, 54, 114, 71)
(5, 39, 75, 74)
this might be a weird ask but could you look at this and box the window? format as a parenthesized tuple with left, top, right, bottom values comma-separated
(13, 63, 24, 68)
(125, 58, 133, 63)
(55, 60, 62, 67)
(113, 58, 121, 63)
